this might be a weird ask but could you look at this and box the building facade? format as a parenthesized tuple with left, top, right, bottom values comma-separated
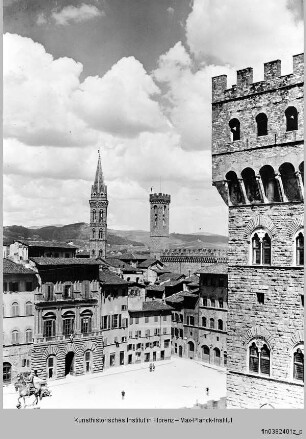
(31, 258, 104, 380)
(149, 192, 171, 259)
(89, 152, 108, 259)
(212, 54, 304, 408)
(3, 259, 38, 384)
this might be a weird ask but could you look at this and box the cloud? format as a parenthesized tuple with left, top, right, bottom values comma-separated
(52, 3, 104, 26)
(153, 42, 234, 151)
(185, 0, 304, 78)
(72, 57, 169, 137)
(167, 7, 174, 15)
(3, 33, 98, 147)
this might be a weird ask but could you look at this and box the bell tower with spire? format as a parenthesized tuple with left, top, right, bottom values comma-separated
(89, 151, 108, 259)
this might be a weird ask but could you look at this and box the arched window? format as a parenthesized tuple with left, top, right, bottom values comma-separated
(81, 310, 92, 334)
(218, 319, 223, 331)
(62, 311, 75, 337)
(43, 312, 56, 339)
(92, 249, 95, 257)
(259, 165, 281, 202)
(293, 348, 304, 381)
(256, 113, 268, 136)
(252, 230, 271, 265)
(92, 228, 96, 239)
(99, 210, 103, 222)
(99, 229, 103, 239)
(47, 355, 56, 379)
(163, 205, 166, 226)
(285, 106, 298, 131)
(249, 341, 270, 375)
(229, 118, 240, 141)
(92, 209, 96, 222)
(224, 351, 227, 366)
(3, 362, 12, 384)
(25, 301, 33, 316)
(210, 318, 214, 329)
(214, 348, 221, 366)
(226, 171, 244, 205)
(249, 342, 259, 372)
(295, 231, 304, 266)
(299, 162, 304, 185)
(25, 328, 33, 343)
(279, 163, 300, 201)
(202, 317, 206, 327)
(99, 249, 103, 258)
(12, 330, 19, 344)
(11, 302, 19, 317)
(242, 168, 261, 202)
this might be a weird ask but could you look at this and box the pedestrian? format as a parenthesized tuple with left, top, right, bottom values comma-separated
(149, 363, 152, 372)
(152, 363, 155, 372)
(206, 387, 209, 396)
(121, 390, 125, 400)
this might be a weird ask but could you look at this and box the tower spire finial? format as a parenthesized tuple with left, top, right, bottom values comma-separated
(92, 147, 105, 194)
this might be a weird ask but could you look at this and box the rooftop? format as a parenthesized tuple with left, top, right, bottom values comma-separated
(165, 291, 198, 304)
(16, 240, 78, 249)
(118, 253, 148, 261)
(158, 272, 185, 283)
(99, 269, 128, 285)
(196, 263, 228, 275)
(3, 258, 36, 275)
(138, 259, 162, 269)
(30, 257, 101, 266)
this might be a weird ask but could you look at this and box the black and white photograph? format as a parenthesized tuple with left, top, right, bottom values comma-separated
(2, 0, 304, 423)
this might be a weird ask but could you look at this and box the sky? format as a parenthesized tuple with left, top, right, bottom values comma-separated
(3, 0, 304, 235)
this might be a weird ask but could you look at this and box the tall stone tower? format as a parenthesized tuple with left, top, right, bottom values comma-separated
(89, 151, 108, 259)
(211, 54, 304, 408)
(149, 192, 171, 259)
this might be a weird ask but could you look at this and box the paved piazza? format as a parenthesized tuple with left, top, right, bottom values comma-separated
(3, 358, 226, 409)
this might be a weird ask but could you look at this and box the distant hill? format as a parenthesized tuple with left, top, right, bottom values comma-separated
(3, 223, 228, 250)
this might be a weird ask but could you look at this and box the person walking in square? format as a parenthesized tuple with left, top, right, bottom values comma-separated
(121, 390, 125, 400)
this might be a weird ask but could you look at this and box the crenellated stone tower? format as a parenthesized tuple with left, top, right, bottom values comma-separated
(149, 192, 171, 259)
(89, 151, 108, 259)
(211, 54, 304, 408)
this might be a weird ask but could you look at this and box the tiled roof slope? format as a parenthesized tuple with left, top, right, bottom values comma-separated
(3, 258, 36, 274)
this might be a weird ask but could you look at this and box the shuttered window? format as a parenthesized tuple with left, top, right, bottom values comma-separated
(249, 343, 259, 373)
(260, 345, 270, 375)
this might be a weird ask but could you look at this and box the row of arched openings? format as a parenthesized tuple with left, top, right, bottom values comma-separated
(7, 301, 33, 317)
(229, 107, 299, 141)
(249, 341, 304, 381)
(153, 205, 167, 227)
(226, 162, 303, 205)
(92, 209, 104, 223)
(92, 228, 104, 239)
(201, 317, 224, 331)
(42, 310, 93, 339)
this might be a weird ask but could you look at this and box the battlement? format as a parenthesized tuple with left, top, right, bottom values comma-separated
(212, 53, 304, 103)
(161, 248, 228, 259)
(149, 193, 171, 204)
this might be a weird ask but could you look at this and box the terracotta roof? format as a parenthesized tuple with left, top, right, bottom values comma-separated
(17, 240, 78, 249)
(165, 291, 198, 303)
(118, 253, 148, 261)
(158, 272, 185, 283)
(196, 263, 228, 275)
(183, 275, 200, 285)
(3, 258, 36, 275)
(138, 259, 162, 269)
(99, 269, 128, 285)
(30, 257, 101, 266)
(146, 285, 165, 292)
(142, 300, 173, 312)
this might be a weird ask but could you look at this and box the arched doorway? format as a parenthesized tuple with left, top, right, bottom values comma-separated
(187, 341, 195, 359)
(179, 346, 183, 357)
(65, 352, 75, 376)
(214, 348, 221, 366)
(3, 362, 12, 384)
(202, 345, 210, 363)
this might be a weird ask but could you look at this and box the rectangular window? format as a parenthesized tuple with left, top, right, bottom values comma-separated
(154, 316, 158, 322)
(164, 339, 170, 348)
(163, 315, 167, 321)
(145, 329, 150, 337)
(121, 305, 127, 311)
(219, 299, 223, 308)
(25, 282, 32, 292)
(163, 328, 167, 335)
(44, 320, 55, 338)
(257, 293, 264, 304)
(81, 317, 91, 334)
(112, 314, 118, 328)
(3, 282, 8, 292)
(84, 281, 90, 298)
(129, 331, 133, 339)
(63, 319, 74, 336)
(301, 295, 304, 307)
(145, 316, 149, 323)
(110, 353, 115, 367)
(130, 317, 133, 325)
(121, 336, 127, 343)
(154, 328, 160, 336)
(210, 299, 215, 307)
(9, 282, 19, 292)
(203, 297, 207, 306)
(135, 317, 139, 324)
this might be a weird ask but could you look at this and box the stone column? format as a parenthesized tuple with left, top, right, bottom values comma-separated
(75, 306, 80, 334)
(224, 181, 232, 206)
(238, 178, 249, 204)
(295, 171, 304, 201)
(275, 173, 288, 202)
(255, 175, 268, 203)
